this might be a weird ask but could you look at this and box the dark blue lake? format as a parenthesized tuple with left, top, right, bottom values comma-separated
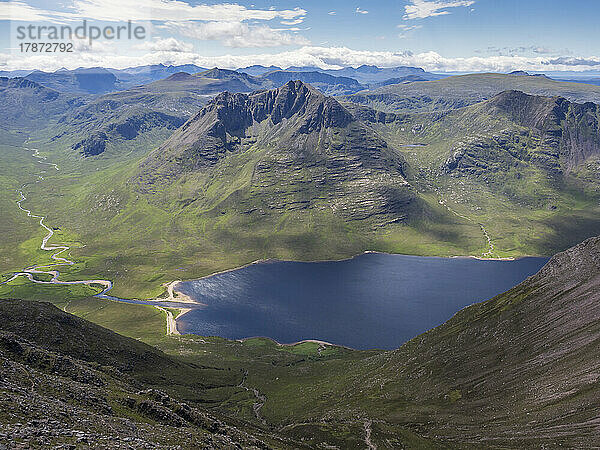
(176, 253, 548, 350)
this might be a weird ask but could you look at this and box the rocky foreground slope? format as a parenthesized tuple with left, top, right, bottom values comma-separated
(0, 300, 292, 448)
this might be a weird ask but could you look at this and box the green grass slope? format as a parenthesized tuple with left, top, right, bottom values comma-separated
(348, 90, 600, 256)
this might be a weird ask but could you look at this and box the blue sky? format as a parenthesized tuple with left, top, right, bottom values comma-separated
(1, 0, 599, 72)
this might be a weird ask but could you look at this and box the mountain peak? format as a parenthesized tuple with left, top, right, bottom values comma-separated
(201, 67, 244, 79)
(484, 90, 600, 167)
(201, 79, 351, 131)
(356, 64, 380, 73)
(509, 70, 530, 76)
(485, 90, 560, 126)
(164, 71, 194, 82)
(137, 79, 413, 224)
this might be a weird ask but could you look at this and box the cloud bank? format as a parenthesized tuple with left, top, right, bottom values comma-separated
(3, 45, 600, 74)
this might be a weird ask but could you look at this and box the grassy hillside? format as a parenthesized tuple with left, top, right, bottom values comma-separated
(0, 77, 84, 131)
(346, 90, 600, 256)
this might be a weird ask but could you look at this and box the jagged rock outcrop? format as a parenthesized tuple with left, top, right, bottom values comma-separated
(72, 131, 108, 156)
(441, 91, 600, 182)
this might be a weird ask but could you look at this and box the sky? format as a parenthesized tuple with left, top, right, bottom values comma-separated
(1, 0, 599, 73)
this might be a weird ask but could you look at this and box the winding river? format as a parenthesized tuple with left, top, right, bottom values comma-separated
(0, 148, 190, 321)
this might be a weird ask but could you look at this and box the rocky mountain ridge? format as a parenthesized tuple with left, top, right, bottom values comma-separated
(137, 80, 416, 224)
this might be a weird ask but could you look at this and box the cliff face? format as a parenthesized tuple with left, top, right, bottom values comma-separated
(486, 90, 600, 169)
(167, 80, 354, 148)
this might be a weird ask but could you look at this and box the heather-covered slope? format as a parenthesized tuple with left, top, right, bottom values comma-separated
(371, 235, 600, 446)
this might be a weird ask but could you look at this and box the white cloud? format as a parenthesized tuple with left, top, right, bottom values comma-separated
(404, 0, 476, 20)
(168, 21, 310, 48)
(1, 1, 309, 49)
(546, 56, 600, 66)
(356, 7, 369, 14)
(281, 18, 304, 26)
(1, 0, 306, 23)
(328, 11, 336, 15)
(70, 0, 306, 23)
(0, 1, 77, 22)
(397, 24, 422, 38)
(136, 37, 193, 52)
(478, 46, 572, 57)
(67, 37, 116, 53)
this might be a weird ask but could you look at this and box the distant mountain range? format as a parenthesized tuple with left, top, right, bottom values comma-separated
(345, 71, 600, 113)
(6, 63, 600, 100)
(237, 64, 284, 76)
(0, 64, 207, 95)
(13, 67, 405, 156)
(0, 63, 444, 96)
(238, 63, 445, 85)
